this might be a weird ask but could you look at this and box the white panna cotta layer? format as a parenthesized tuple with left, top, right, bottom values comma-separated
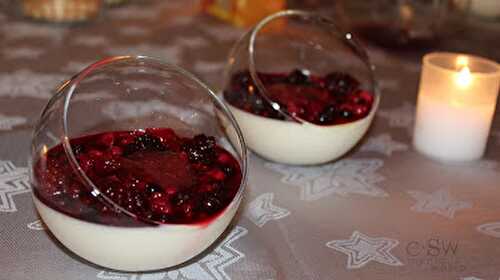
(33, 194, 240, 271)
(222, 96, 379, 165)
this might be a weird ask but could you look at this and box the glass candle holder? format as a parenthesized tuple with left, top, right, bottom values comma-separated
(30, 56, 247, 271)
(413, 52, 500, 162)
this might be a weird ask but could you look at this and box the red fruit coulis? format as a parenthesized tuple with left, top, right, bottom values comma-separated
(33, 128, 242, 227)
(223, 69, 375, 125)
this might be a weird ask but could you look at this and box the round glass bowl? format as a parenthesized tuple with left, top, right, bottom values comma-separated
(30, 56, 247, 271)
(221, 10, 379, 165)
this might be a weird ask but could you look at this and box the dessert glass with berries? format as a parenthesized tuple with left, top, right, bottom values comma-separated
(221, 10, 380, 165)
(30, 56, 247, 271)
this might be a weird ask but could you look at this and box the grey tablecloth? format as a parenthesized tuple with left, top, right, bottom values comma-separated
(1, 1, 499, 280)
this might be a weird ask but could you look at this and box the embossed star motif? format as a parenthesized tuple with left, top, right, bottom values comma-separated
(98, 226, 248, 280)
(266, 159, 387, 201)
(360, 133, 408, 156)
(326, 231, 403, 269)
(407, 189, 472, 219)
(27, 219, 45, 231)
(378, 102, 415, 129)
(0, 160, 30, 212)
(0, 114, 27, 131)
(245, 193, 290, 227)
(477, 222, 500, 238)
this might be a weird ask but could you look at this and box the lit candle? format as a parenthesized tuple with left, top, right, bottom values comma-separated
(413, 52, 500, 162)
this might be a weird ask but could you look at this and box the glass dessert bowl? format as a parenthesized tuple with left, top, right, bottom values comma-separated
(30, 56, 247, 271)
(221, 10, 380, 165)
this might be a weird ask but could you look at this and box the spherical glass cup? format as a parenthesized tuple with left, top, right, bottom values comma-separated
(222, 10, 380, 165)
(30, 56, 248, 271)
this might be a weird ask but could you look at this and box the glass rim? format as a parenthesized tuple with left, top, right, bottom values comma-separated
(247, 9, 379, 124)
(423, 52, 500, 77)
(60, 55, 248, 226)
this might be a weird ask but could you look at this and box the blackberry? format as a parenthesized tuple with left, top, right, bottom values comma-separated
(324, 72, 360, 96)
(287, 69, 310, 85)
(124, 133, 166, 155)
(182, 134, 216, 164)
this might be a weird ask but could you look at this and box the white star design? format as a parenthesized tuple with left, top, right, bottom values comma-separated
(477, 222, 500, 238)
(245, 193, 290, 227)
(378, 102, 415, 129)
(462, 277, 484, 280)
(326, 231, 403, 269)
(0, 114, 27, 131)
(407, 189, 472, 219)
(266, 159, 387, 201)
(0, 160, 31, 212)
(27, 219, 45, 231)
(360, 133, 408, 156)
(98, 226, 248, 280)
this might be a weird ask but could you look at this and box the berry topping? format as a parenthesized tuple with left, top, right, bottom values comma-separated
(224, 69, 374, 125)
(33, 128, 242, 227)
(182, 135, 217, 165)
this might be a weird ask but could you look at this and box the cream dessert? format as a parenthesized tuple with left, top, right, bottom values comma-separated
(222, 69, 378, 165)
(32, 128, 243, 271)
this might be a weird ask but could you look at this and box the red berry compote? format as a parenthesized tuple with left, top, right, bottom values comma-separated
(34, 128, 242, 227)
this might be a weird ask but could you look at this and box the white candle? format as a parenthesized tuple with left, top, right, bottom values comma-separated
(413, 52, 500, 162)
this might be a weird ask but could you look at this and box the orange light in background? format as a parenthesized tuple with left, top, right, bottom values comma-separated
(202, 0, 286, 28)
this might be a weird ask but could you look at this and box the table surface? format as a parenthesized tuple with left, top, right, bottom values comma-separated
(0, 1, 499, 280)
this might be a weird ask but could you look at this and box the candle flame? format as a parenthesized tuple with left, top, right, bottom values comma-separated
(456, 66, 472, 88)
(456, 56, 468, 69)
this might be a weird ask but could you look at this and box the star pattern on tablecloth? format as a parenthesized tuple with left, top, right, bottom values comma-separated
(27, 219, 45, 231)
(105, 44, 182, 65)
(0, 114, 27, 130)
(245, 193, 290, 227)
(359, 133, 408, 156)
(266, 159, 387, 201)
(0, 160, 30, 212)
(0, 70, 61, 99)
(378, 102, 415, 129)
(407, 189, 472, 219)
(326, 231, 403, 269)
(477, 222, 500, 238)
(97, 226, 248, 280)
